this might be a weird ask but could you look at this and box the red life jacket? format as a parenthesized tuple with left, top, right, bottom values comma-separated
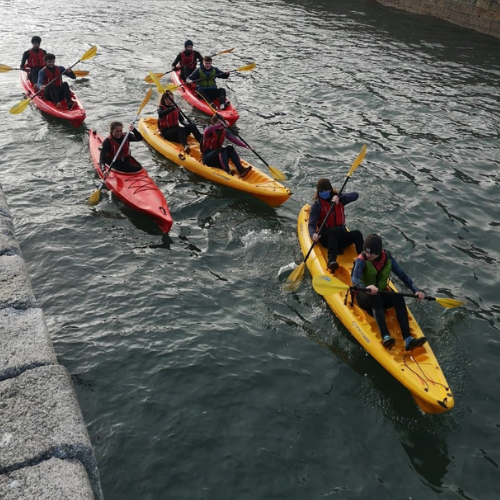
(318, 198, 345, 229)
(26, 49, 46, 68)
(202, 127, 225, 152)
(180, 50, 196, 70)
(358, 250, 388, 272)
(158, 106, 179, 129)
(42, 66, 62, 87)
(106, 134, 130, 162)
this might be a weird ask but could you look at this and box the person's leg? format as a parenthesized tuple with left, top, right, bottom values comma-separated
(385, 293, 428, 350)
(358, 292, 395, 347)
(218, 88, 227, 109)
(339, 229, 363, 255)
(203, 149, 228, 172)
(185, 124, 202, 142)
(60, 82, 73, 109)
(226, 146, 252, 177)
(160, 127, 181, 143)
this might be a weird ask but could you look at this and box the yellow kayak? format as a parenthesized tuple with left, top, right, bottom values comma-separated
(297, 204, 454, 414)
(138, 117, 292, 207)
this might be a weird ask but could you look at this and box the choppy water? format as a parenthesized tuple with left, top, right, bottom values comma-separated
(1, 0, 500, 498)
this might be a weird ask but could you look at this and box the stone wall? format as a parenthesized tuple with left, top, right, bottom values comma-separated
(0, 184, 103, 500)
(375, 0, 500, 39)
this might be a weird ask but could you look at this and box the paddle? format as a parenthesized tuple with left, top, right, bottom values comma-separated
(311, 274, 467, 309)
(144, 47, 235, 83)
(10, 45, 97, 115)
(88, 88, 153, 206)
(147, 71, 194, 125)
(282, 145, 367, 291)
(195, 88, 287, 181)
(159, 62, 257, 93)
(0, 65, 89, 77)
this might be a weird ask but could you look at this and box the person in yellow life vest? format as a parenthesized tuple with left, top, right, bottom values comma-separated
(20, 35, 46, 88)
(171, 40, 203, 82)
(37, 53, 76, 110)
(352, 233, 428, 351)
(187, 56, 230, 110)
(308, 178, 363, 273)
(157, 90, 202, 154)
(99, 121, 143, 173)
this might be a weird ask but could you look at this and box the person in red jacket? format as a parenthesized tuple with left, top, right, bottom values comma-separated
(157, 90, 202, 154)
(99, 121, 143, 173)
(308, 178, 363, 273)
(20, 36, 46, 88)
(201, 114, 252, 177)
(171, 40, 203, 82)
(37, 53, 76, 109)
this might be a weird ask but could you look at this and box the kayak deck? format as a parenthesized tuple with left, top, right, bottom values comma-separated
(88, 130, 173, 234)
(297, 204, 454, 414)
(139, 117, 292, 207)
(171, 70, 239, 125)
(20, 71, 86, 127)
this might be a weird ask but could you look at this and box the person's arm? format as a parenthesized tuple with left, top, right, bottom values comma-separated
(186, 69, 199, 83)
(20, 50, 29, 69)
(390, 255, 419, 294)
(37, 69, 45, 89)
(339, 191, 359, 206)
(308, 201, 320, 238)
(157, 105, 176, 118)
(99, 138, 111, 167)
(351, 258, 367, 288)
(60, 66, 76, 79)
(213, 67, 230, 79)
(195, 51, 203, 65)
(129, 128, 143, 142)
(225, 131, 247, 148)
(203, 122, 224, 137)
(171, 53, 181, 69)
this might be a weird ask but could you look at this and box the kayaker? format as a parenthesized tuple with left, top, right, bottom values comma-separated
(20, 35, 47, 88)
(99, 121, 143, 173)
(201, 114, 252, 177)
(187, 56, 230, 110)
(308, 178, 363, 273)
(171, 40, 203, 82)
(37, 53, 76, 110)
(352, 233, 428, 351)
(157, 90, 203, 154)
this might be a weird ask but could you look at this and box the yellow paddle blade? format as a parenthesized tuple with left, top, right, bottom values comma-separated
(347, 144, 367, 177)
(283, 262, 306, 292)
(10, 98, 31, 114)
(215, 47, 235, 55)
(434, 297, 467, 309)
(312, 275, 350, 296)
(73, 70, 89, 77)
(88, 188, 102, 206)
(148, 71, 166, 93)
(164, 83, 181, 92)
(144, 72, 164, 83)
(268, 165, 287, 181)
(0, 64, 15, 73)
(138, 87, 153, 114)
(81, 45, 97, 61)
(237, 62, 256, 72)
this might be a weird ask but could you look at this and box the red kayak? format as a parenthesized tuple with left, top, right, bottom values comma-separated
(88, 130, 173, 234)
(171, 70, 239, 125)
(20, 71, 86, 127)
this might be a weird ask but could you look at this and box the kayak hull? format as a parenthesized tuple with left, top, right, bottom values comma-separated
(88, 130, 173, 234)
(139, 117, 292, 208)
(297, 204, 454, 414)
(20, 71, 86, 127)
(171, 70, 239, 125)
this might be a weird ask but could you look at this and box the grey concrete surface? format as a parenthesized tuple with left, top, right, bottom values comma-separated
(0, 458, 94, 500)
(0, 183, 102, 499)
